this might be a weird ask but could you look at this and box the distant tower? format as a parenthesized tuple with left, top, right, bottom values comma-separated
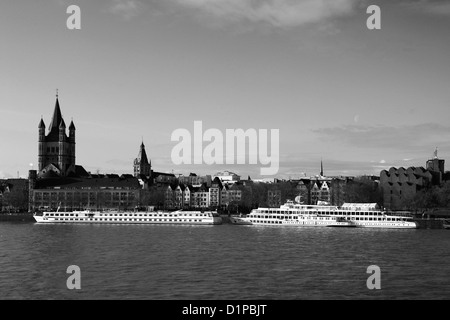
(426, 147, 445, 173)
(134, 141, 151, 177)
(426, 147, 445, 185)
(320, 159, 324, 177)
(38, 92, 76, 177)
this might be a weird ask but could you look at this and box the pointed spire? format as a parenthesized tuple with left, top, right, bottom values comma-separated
(69, 119, 76, 130)
(59, 118, 66, 129)
(320, 159, 324, 176)
(137, 141, 149, 165)
(49, 95, 63, 132)
(38, 117, 46, 129)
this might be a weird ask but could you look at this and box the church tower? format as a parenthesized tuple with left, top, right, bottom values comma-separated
(134, 141, 151, 178)
(38, 92, 76, 177)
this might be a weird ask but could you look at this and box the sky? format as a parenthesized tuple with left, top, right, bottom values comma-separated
(1, 0, 450, 180)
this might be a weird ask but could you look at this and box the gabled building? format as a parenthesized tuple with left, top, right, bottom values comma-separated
(209, 177, 222, 209)
(191, 183, 209, 208)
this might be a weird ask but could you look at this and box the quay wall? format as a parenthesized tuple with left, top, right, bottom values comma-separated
(0, 213, 35, 222)
(413, 219, 446, 229)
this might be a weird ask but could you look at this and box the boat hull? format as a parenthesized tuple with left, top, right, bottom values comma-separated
(33, 211, 222, 225)
(237, 218, 417, 229)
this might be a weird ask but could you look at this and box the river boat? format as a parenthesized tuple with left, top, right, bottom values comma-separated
(237, 201, 417, 229)
(33, 209, 222, 225)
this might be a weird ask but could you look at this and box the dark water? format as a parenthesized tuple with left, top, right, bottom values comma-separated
(0, 222, 449, 300)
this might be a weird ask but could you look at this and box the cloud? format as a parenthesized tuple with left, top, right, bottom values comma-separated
(109, 0, 142, 20)
(401, 0, 450, 16)
(313, 123, 450, 152)
(172, 0, 359, 28)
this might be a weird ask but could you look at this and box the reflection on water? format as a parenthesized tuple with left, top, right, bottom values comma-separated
(0, 222, 449, 299)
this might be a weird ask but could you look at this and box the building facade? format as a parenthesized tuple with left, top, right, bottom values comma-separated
(30, 175, 141, 212)
(380, 166, 434, 210)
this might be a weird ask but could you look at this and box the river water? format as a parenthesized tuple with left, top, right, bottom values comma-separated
(0, 221, 449, 300)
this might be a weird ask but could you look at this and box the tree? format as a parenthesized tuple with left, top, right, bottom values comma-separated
(238, 186, 253, 214)
(3, 187, 28, 212)
(344, 179, 382, 206)
(437, 181, 450, 208)
(142, 187, 165, 209)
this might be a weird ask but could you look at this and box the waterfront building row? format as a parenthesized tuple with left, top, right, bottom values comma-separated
(163, 178, 243, 210)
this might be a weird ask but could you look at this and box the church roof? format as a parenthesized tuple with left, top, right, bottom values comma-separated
(49, 97, 63, 133)
(38, 118, 45, 129)
(136, 142, 150, 165)
(46, 97, 66, 141)
(69, 120, 76, 130)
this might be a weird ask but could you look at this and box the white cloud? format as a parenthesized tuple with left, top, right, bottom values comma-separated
(313, 123, 450, 152)
(172, 0, 359, 28)
(109, 0, 142, 20)
(402, 0, 450, 16)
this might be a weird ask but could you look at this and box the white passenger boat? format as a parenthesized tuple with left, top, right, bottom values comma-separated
(238, 201, 417, 229)
(33, 209, 222, 225)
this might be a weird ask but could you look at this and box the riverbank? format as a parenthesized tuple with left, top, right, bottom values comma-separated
(0, 213, 35, 222)
(413, 218, 448, 229)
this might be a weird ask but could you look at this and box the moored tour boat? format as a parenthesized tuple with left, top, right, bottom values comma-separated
(236, 201, 417, 229)
(33, 209, 222, 225)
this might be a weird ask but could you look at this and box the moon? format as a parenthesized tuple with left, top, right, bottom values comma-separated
(354, 115, 360, 123)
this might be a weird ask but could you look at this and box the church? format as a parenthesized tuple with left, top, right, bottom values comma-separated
(28, 94, 142, 212)
(38, 92, 78, 178)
